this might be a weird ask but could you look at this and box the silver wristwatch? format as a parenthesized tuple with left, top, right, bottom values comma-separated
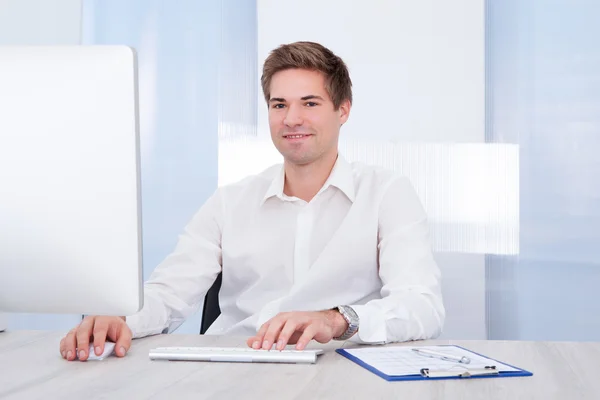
(333, 305, 359, 340)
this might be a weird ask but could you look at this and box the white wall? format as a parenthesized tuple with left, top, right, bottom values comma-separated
(234, 0, 489, 339)
(0, 0, 83, 330)
(0, 0, 81, 45)
(256, 0, 484, 144)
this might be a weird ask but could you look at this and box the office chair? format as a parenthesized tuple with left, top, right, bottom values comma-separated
(200, 272, 222, 334)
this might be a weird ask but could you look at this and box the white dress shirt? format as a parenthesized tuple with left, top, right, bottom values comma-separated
(126, 155, 445, 344)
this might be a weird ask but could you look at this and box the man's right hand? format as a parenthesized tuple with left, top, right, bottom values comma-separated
(59, 316, 132, 361)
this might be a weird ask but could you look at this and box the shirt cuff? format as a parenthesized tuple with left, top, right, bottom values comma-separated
(348, 304, 387, 344)
(125, 294, 170, 339)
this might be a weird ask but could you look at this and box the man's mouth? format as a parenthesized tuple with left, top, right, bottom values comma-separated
(283, 133, 312, 139)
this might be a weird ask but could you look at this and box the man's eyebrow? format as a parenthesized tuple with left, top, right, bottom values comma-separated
(301, 95, 325, 101)
(269, 95, 325, 103)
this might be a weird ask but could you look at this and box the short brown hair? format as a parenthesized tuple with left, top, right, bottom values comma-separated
(261, 41, 352, 110)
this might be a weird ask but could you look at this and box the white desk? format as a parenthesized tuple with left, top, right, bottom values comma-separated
(1, 330, 599, 399)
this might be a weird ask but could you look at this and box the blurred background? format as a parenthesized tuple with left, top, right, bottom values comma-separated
(2, 0, 598, 340)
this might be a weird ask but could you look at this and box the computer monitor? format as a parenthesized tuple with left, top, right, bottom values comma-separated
(0, 45, 143, 317)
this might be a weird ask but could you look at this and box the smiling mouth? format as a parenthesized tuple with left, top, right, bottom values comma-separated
(283, 134, 312, 139)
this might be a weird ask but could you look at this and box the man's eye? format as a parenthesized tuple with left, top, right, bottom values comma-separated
(272, 103, 285, 109)
(305, 102, 318, 107)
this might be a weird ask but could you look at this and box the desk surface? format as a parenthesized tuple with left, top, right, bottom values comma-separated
(1, 330, 599, 400)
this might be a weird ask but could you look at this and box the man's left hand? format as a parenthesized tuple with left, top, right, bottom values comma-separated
(247, 310, 349, 351)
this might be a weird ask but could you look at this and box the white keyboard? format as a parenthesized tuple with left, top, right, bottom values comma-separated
(148, 346, 324, 364)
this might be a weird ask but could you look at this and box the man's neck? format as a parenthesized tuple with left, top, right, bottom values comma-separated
(283, 153, 338, 203)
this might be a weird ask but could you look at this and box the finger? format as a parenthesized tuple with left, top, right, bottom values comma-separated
(295, 324, 319, 350)
(114, 323, 132, 357)
(64, 330, 78, 361)
(262, 317, 287, 350)
(246, 336, 258, 348)
(276, 320, 300, 350)
(92, 319, 109, 356)
(59, 338, 66, 359)
(249, 322, 270, 349)
(75, 318, 95, 361)
(287, 331, 303, 345)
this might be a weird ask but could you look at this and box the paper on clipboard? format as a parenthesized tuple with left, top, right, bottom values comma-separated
(341, 345, 520, 378)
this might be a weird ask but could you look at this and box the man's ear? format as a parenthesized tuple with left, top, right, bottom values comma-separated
(339, 99, 351, 126)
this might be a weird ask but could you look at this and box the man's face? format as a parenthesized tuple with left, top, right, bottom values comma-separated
(268, 68, 350, 166)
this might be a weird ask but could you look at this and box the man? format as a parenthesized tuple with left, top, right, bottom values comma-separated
(60, 41, 444, 361)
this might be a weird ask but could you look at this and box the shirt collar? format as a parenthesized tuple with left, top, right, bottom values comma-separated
(261, 164, 286, 204)
(261, 154, 356, 205)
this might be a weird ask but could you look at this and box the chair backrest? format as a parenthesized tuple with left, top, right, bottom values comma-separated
(200, 272, 222, 334)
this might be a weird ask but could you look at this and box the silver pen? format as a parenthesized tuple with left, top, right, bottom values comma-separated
(412, 348, 471, 364)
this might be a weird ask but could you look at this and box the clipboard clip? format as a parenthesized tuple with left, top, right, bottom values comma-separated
(420, 365, 498, 378)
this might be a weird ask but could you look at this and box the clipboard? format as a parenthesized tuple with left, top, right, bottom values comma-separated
(336, 345, 533, 381)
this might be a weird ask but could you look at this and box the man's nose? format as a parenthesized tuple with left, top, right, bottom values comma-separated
(283, 104, 303, 127)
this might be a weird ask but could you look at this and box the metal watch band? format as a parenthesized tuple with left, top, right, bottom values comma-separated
(333, 305, 359, 340)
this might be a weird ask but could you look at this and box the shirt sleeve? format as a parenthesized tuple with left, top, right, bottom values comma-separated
(348, 176, 445, 344)
(125, 189, 223, 338)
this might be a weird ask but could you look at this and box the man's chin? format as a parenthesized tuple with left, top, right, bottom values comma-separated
(286, 159, 313, 167)
(282, 154, 315, 166)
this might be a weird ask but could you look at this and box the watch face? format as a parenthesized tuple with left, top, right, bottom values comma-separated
(346, 307, 359, 321)
(340, 306, 359, 326)
(334, 306, 359, 340)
